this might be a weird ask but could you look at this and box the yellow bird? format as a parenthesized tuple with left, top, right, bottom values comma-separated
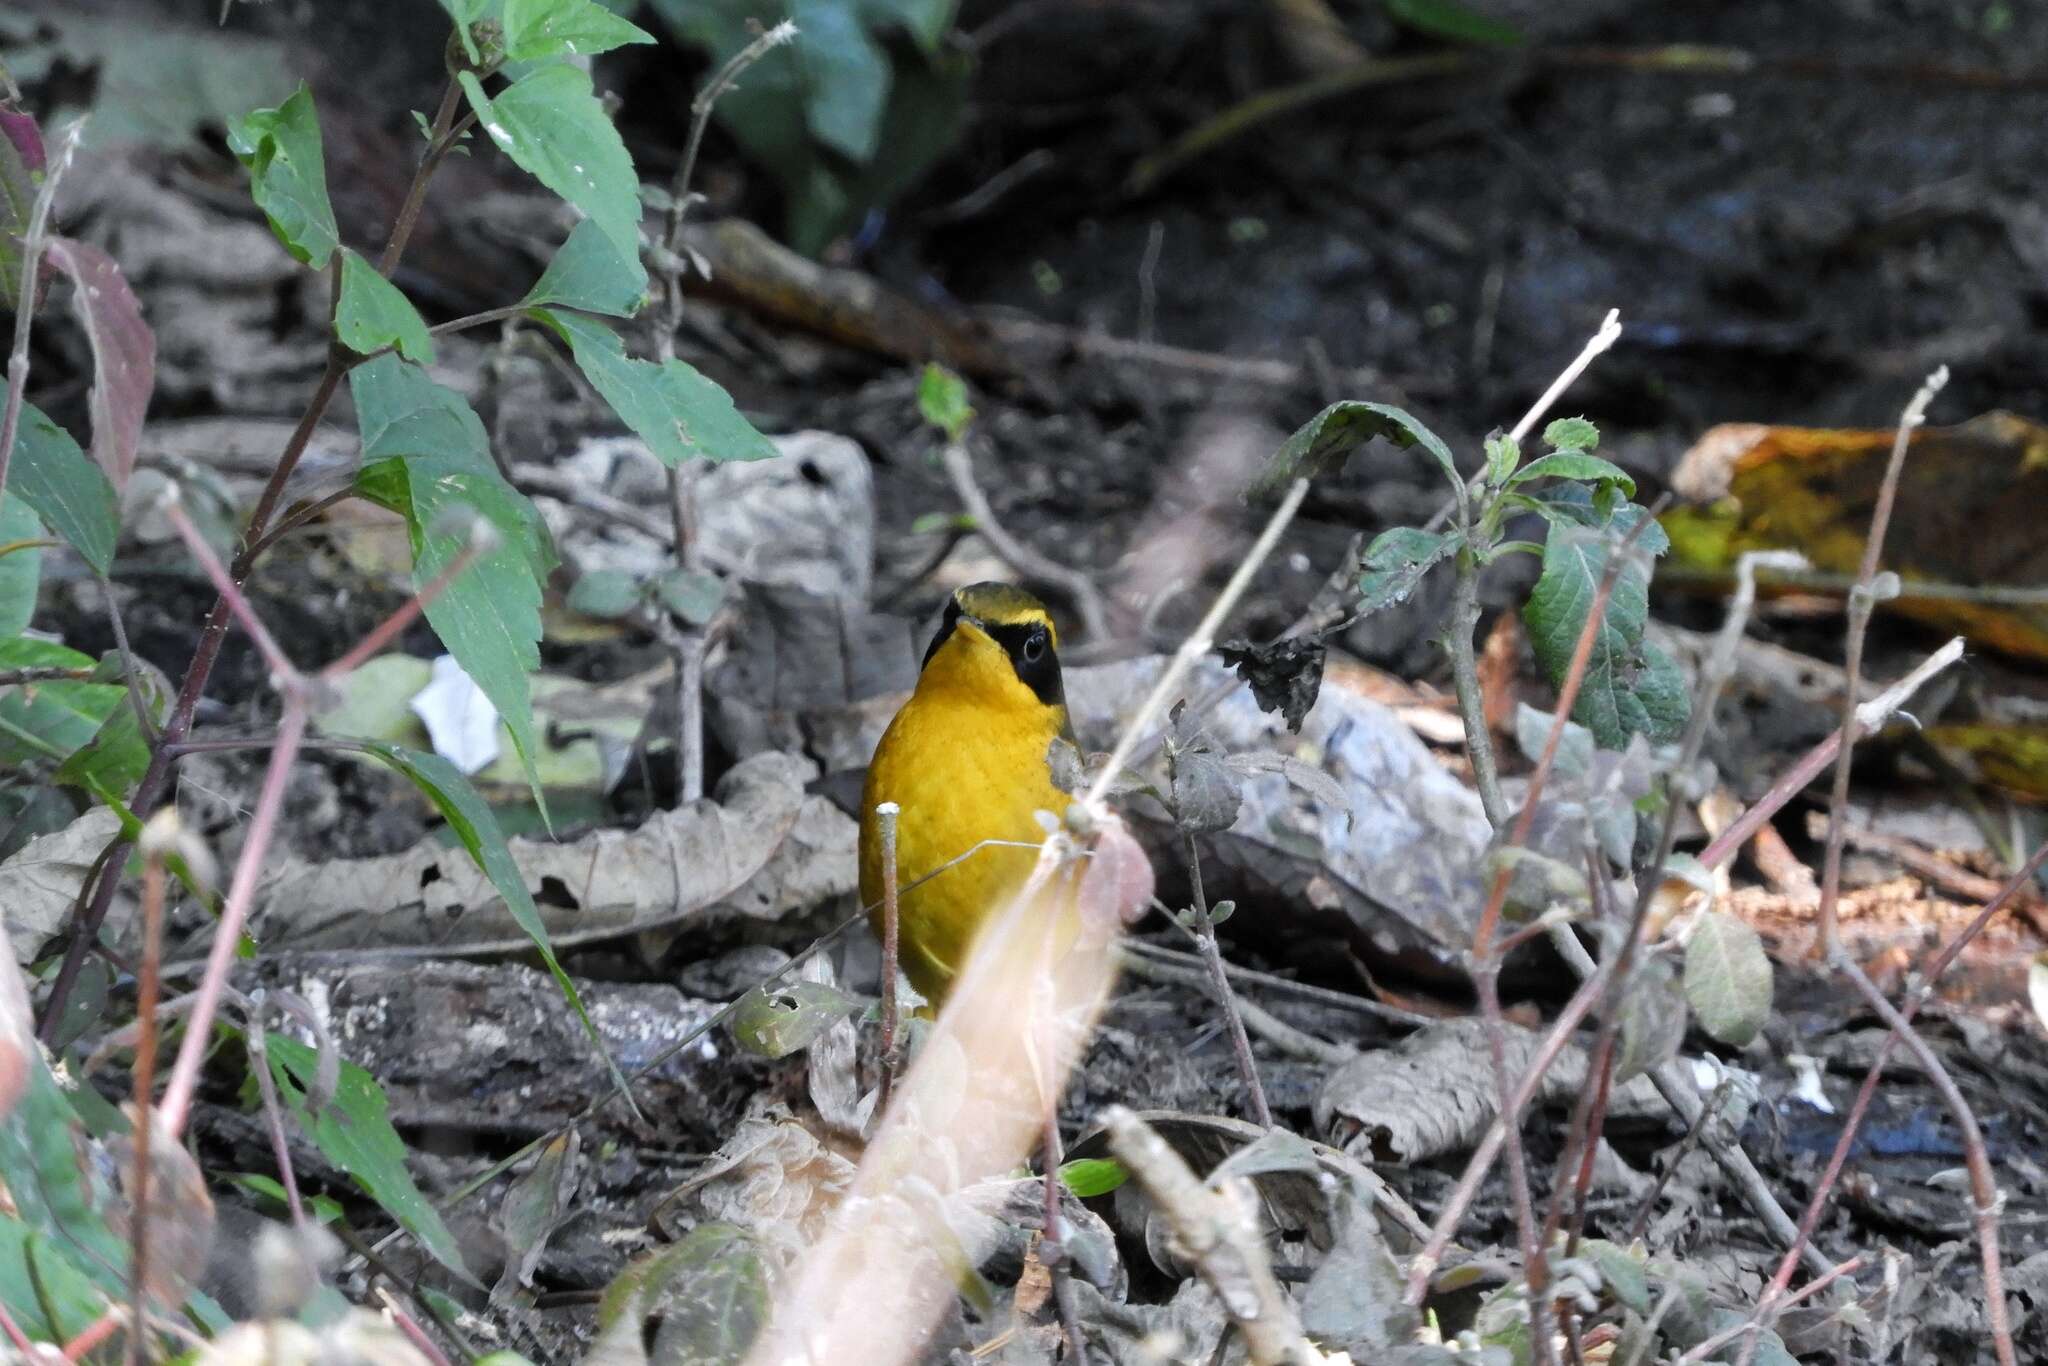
(859, 582, 1072, 1004)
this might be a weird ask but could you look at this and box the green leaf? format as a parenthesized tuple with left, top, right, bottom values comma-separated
(225, 82, 339, 269)
(1614, 954, 1687, 1083)
(598, 1224, 770, 1365)
(1248, 400, 1462, 501)
(649, 0, 967, 255)
(263, 1031, 477, 1285)
(1057, 1157, 1129, 1198)
(0, 108, 45, 313)
(227, 1173, 346, 1224)
(0, 493, 43, 637)
(351, 740, 641, 1119)
(2, 381, 119, 575)
(335, 249, 436, 363)
(1683, 911, 1773, 1047)
(652, 568, 724, 625)
(567, 568, 643, 619)
(52, 665, 168, 797)
(1383, 0, 1524, 47)
(532, 308, 778, 466)
(1543, 416, 1599, 453)
(0, 1051, 130, 1338)
(518, 218, 649, 317)
(917, 362, 973, 442)
(1523, 502, 1688, 749)
(458, 65, 641, 261)
(0, 1220, 110, 1343)
(503, 0, 657, 61)
(1508, 451, 1635, 497)
(349, 356, 554, 800)
(0, 637, 120, 765)
(1482, 433, 1519, 486)
(1356, 525, 1455, 615)
(730, 981, 863, 1059)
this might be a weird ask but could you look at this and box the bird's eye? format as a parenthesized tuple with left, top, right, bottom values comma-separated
(1022, 630, 1047, 663)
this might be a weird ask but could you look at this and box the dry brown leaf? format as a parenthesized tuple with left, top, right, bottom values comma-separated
(1669, 411, 2048, 660)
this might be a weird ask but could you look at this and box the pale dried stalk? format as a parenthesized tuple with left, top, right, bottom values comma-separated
(1105, 1107, 1329, 1366)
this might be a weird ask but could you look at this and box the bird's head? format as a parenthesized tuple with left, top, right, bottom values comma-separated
(917, 581, 1066, 716)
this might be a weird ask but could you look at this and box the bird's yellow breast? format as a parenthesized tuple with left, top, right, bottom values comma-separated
(859, 618, 1068, 1003)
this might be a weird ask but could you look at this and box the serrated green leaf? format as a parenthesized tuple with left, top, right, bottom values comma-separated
(351, 740, 640, 1114)
(225, 83, 339, 269)
(459, 65, 641, 261)
(1508, 451, 1634, 497)
(1383, 0, 1524, 47)
(1057, 1157, 1129, 1198)
(567, 568, 643, 619)
(519, 218, 649, 317)
(0, 637, 120, 764)
(503, 0, 656, 60)
(1524, 503, 1688, 749)
(1248, 400, 1461, 501)
(0, 493, 43, 637)
(1543, 415, 1599, 452)
(532, 308, 777, 466)
(1356, 525, 1455, 615)
(729, 981, 863, 1058)
(2, 381, 119, 575)
(335, 249, 436, 363)
(1683, 911, 1773, 1047)
(917, 361, 973, 441)
(349, 357, 554, 802)
(263, 1031, 476, 1285)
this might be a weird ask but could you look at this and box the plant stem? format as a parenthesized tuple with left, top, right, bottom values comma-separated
(378, 80, 464, 278)
(1448, 545, 1508, 830)
(1183, 832, 1271, 1127)
(37, 78, 472, 1038)
(125, 840, 167, 1366)
(876, 801, 902, 1113)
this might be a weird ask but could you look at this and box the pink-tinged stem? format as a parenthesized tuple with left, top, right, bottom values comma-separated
(156, 706, 308, 1141)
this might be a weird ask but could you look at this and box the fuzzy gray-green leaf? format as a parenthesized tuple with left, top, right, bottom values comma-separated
(1683, 911, 1773, 1047)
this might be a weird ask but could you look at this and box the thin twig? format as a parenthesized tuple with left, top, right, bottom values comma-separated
(1741, 837, 2048, 1366)
(1818, 367, 1948, 953)
(1789, 365, 2019, 1366)
(1695, 636, 1964, 872)
(0, 118, 84, 506)
(942, 440, 1114, 643)
(1180, 831, 1271, 1126)
(1448, 547, 1508, 829)
(1507, 310, 1622, 447)
(646, 21, 795, 806)
(1084, 477, 1310, 808)
(876, 801, 902, 1115)
(1681, 1255, 1865, 1366)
